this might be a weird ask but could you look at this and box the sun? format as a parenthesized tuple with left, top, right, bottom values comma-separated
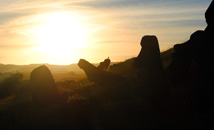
(33, 11, 88, 64)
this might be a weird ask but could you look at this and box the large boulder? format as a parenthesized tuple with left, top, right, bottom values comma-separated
(30, 65, 59, 106)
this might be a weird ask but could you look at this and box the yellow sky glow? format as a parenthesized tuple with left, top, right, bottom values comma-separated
(32, 11, 90, 65)
(0, 0, 209, 65)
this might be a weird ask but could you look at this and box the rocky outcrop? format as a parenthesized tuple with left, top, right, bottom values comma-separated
(30, 65, 59, 106)
(169, 1, 214, 128)
(97, 57, 110, 71)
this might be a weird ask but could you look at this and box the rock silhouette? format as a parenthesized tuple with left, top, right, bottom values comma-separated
(169, 1, 214, 128)
(78, 59, 125, 85)
(134, 35, 163, 72)
(97, 57, 110, 71)
(134, 36, 164, 82)
(30, 65, 59, 106)
(205, 0, 214, 34)
(76, 2, 214, 129)
(134, 36, 169, 111)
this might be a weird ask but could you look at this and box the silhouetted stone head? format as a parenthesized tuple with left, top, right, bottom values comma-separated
(171, 30, 206, 72)
(78, 59, 95, 71)
(205, 0, 214, 33)
(190, 30, 205, 41)
(97, 57, 111, 71)
(140, 35, 158, 48)
(78, 59, 97, 81)
(78, 59, 125, 85)
(173, 30, 205, 54)
(30, 65, 58, 106)
(205, 0, 214, 26)
(134, 35, 163, 71)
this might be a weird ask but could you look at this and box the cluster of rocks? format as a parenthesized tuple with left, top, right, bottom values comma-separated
(78, 1, 214, 128)
(27, 1, 214, 128)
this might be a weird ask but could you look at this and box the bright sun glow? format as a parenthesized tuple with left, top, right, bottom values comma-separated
(33, 11, 88, 64)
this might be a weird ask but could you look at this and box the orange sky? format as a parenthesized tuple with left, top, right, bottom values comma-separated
(0, 0, 211, 65)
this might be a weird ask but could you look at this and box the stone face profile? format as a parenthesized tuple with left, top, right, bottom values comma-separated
(134, 35, 163, 73)
(133, 35, 168, 107)
(78, 59, 124, 85)
(78, 59, 97, 82)
(97, 57, 111, 71)
(30, 65, 59, 106)
(168, 1, 214, 126)
(205, 0, 214, 33)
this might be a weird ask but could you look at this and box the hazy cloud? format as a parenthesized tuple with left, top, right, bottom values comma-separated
(0, 12, 29, 25)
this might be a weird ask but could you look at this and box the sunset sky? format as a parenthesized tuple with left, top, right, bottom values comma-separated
(0, 0, 211, 65)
